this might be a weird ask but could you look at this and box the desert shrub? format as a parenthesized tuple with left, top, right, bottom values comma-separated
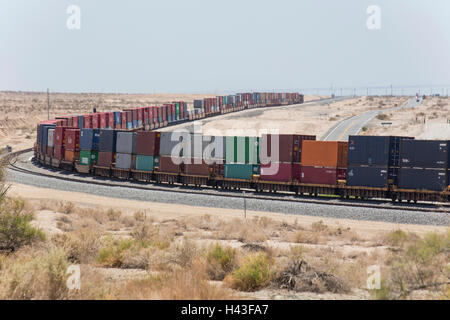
(226, 253, 274, 291)
(383, 231, 450, 299)
(131, 222, 171, 250)
(106, 209, 122, 221)
(96, 238, 135, 268)
(206, 244, 237, 280)
(0, 198, 45, 252)
(59, 201, 75, 214)
(0, 247, 70, 300)
(361, 126, 368, 132)
(52, 227, 101, 264)
(376, 113, 390, 120)
(385, 229, 411, 247)
(169, 238, 198, 268)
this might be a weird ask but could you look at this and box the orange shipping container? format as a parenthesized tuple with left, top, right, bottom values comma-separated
(301, 141, 348, 167)
(64, 150, 79, 162)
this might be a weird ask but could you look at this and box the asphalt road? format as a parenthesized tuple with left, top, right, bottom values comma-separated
(322, 97, 422, 141)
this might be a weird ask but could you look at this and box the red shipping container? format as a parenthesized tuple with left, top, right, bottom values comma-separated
(65, 129, 80, 151)
(300, 166, 347, 185)
(108, 112, 115, 128)
(54, 145, 64, 160)
(260, 162, 301, 182)
(54, 126, 76, 147)
(143, 107, 149, 125)
(83, 115, 92, 128)
(46, 146, 53, 157)
(136, 131, 160, 156)
(71, 116, 79, 128)
(261, 134, 316, 163)
(159, 156, 183, 173)
(56, 116, 71, 126)
(99, 113, 108, 128)
(137, 108, 143, 123)
(97, 151, 114, 167)
(184, 158, 214, 176)
(91, 114, 99, 129)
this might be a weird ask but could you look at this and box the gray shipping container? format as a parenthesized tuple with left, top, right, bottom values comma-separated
(189, 134, 225, 160)
(116, 131, 136, 154)
(346, 166, 389, 188)
(159, 131, 189, 156)
(398, 168, 447, 191)
(115, 153, 134, 170)
(400, 140, 449, 169)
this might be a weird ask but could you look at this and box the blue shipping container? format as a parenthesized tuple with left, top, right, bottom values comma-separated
(80, 129, 100, 151)
(114, 111, 121, 125)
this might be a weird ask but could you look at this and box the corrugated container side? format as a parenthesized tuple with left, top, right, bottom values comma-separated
(346, 166, 389, 188)
(115, 153, 135, 170)
(300, 166, 346, 185)
(398, 168, 447, 191)
(301, 141, 348, 167)
(116, 131, 136, 154)
(97, 151, 114, 167)
(136, 131, 160, 156)
(98, 129, 117, 152)
(136, 155, 156, 171)
(400, 140, 448, 169)
(159, 156, 183, 173)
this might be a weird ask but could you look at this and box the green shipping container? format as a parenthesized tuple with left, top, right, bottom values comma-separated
(79, 150, 98, 165)
(225, 136, 259, 164)
(136, 155, 158, 171)
(224, 164, 260, 180)
(175, 103, 180, 120)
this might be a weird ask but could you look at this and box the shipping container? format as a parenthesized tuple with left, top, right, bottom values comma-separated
(91, 114, 100, 129)
(346, 166, 391, 188)
(184, 158, 214, 176)
(97, 151, 114, 167)
(114, 111, 121, 128)
(400, 140, 449, 169)
(80, 128, 100, 151)
(64, 150, 79, 162)
(260, 134, 315, 163)
(115, 153, 135, 170)
(46, 146, 53, 157)
(116, 131, 136, 154)
(300, 166, 346, 185)
(136, 131, 160, 156)
(136, 155, 158, 171)
(301, 141, 348, 167)
(226, 136, 260, 164)
(47, 128, 55, 147)
(98, 129, 117, 152)
(83, 115, 92, 129)
(224, 164, 260, 180)
(99, 113, 108, 128)
(260, 162, 301, 182)
(53, 146, 64, 160)
(78, 115, 84, 129)
(159, 156, 183, 173)
(348, 135, 413, 167)
(79, 150, 98, 166)
(398, 168, 447, 191)
(159, 131, 189, 156)
(65, 129, 80, 151)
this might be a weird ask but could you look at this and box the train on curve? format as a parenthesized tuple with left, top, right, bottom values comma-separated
(34, 92, 450, 204)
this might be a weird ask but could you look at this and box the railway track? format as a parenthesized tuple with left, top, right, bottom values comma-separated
(6, 149, 450, 216)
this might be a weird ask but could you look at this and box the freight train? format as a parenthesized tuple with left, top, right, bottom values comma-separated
(34, 92, 450, 204)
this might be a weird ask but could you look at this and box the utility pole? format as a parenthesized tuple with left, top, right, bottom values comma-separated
(47, 88, 50, 120)
(390, 84, 393, 96)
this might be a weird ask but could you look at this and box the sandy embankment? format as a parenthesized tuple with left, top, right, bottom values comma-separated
(9, 183, 447, 238)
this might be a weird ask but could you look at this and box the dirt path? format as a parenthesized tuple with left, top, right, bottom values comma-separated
(9, 183, 447, 237)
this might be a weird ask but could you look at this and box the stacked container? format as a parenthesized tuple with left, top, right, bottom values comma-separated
(158, 131, 187, 173)
(398, 140, 449, 191)
(79, 128, 99, 166)
(184, 134, 225, 177)
(64, 129, 80, 162)
(96, 129, 117, 167)
(225, 136, 260, 179)
(346, 135, 413, 188)
(135, 131, 160, 171)
(115, 131, 136, 170)
(300, 141, 347, 184)
(260, 134, 316, 182)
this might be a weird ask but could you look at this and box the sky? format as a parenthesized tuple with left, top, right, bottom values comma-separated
(0, 0, 449, 94)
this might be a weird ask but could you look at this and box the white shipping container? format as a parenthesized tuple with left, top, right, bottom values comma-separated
(47, 128, 55, 147)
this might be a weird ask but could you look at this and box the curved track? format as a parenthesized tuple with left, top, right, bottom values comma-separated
(5, 150, 450, 226)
